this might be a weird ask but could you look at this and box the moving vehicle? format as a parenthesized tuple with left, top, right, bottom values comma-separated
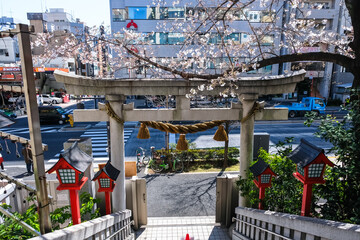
(275, 97, 326, 118)
(0, 109, 16, 119)
(38, 106, 71, 124)
(38, 94, 63, 104)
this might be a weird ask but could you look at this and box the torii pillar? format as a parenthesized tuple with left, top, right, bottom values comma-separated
(239, 93, 258, 207)
(107, 94, 126, 211)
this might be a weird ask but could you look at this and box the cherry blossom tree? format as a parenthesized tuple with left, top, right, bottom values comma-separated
(33, 0, 358, 95)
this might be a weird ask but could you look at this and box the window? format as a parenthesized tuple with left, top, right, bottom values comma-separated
(128, 7, 155, 19)
(56, 108, 66, 114)
(100, 178, 111, 188)
(240, 33, 249, 43)
(314, 19, 332, 30)
(215, 8, 227, 20)
(261, 174, 271, 184)
(186, 7, 207, 20)
(261, 35, 274, 46)
(143, 32, 156, 44)
(248, 11, 260, 22)
(304, 1, 332, 9)
(261, 11, 274, 23)
(168, 33, 185, 44)
(225, 33, 240, 44)
(308, 164, 324, 178)
(315, 99, 325, 107)
(58, 169, 76, 184)
(113, 9, 126, 22)
(297, 164, 305, 176)
(159, 33, 168, 44)
(160, 7, 185, 19)
(209, 33, 222, 44)
(0, 49, 7, 56)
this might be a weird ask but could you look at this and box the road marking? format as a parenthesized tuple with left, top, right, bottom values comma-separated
(48, 126, 134, 164)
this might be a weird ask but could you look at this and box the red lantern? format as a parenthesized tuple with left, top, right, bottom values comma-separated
(289, 139, 334, 216)
(92, 162, 120, 215)
(249, 159, 276, 210)
(47, 143, 92, 225)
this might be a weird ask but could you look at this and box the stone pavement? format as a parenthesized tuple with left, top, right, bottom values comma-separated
(135, 216, 230, 240)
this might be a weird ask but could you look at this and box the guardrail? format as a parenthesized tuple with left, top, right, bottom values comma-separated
(232, 207, 360, 240)
(30, 210, 134, 240)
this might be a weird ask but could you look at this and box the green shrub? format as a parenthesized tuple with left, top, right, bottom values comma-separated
(236, 141, 306, 213)
(305, 93, 360, 224)
(0, 192, 101, 239)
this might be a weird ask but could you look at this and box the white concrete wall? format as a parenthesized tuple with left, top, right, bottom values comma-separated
(233, 207, 360, 240)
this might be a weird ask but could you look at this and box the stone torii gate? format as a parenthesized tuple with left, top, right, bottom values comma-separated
(54, 70, 305, 211)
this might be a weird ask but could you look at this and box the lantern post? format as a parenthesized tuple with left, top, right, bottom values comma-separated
(47, 142, 93, 224)
(92, 162, 120, 215)
(288, 139, 334, 216)
(249, 159, 276, 210)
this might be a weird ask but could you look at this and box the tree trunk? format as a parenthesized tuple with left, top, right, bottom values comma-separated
(223, 121, 230, 169)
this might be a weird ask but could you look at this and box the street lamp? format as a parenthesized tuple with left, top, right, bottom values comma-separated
(92, 161, 120, 215)
(47, 142, 93, 224)
(249, 159, 276, 210)
(288, 138, 334, 216)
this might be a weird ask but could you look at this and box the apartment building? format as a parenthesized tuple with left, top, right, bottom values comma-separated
(109, 0, 281, 78)
(109, 0, 348, 101)
(289, 0, 346, 100)
(27, 9, 87, 92)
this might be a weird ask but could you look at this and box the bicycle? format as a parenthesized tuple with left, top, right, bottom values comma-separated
(136, 147, 150, 172)
(149, 152, 184, 173)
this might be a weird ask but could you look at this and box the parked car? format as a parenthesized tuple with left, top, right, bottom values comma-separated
(38, 94, 63, 104)
(38, 106, 70, 124)
(8, 94, 25, 103)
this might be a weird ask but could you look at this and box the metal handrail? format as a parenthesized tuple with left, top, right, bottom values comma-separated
(0, 206, 41, 236)
(106, 220, 134, 240)
(232, 217, 293, 240)
(0, 172, 53, 201)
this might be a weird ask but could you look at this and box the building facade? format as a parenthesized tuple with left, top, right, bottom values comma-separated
(109, 0, 348, 101)
(27, 9, 86, 92)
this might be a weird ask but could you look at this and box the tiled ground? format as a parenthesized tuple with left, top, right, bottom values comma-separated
(135, 216, 231, 240)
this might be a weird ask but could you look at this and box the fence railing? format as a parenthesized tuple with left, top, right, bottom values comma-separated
(233, 207, 360, 240)
(30, 209, 134, 240)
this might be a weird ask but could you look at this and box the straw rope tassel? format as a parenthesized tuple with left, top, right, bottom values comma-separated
(213, 125, 228, 141)
(137, 123, 150, 139)
(176, 134, 188, 150)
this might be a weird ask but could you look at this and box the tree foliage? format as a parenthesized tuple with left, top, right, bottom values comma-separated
(0, 192, 101, 239)
(305, 91, 360, 224)
(33, 0, 359, 93)
(237, 138, 306, 214)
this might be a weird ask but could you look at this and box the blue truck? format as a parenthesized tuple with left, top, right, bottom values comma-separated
(275, 97, 326, 118)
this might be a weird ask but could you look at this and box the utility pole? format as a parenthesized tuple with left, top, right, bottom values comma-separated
(17, 24, 52, 234)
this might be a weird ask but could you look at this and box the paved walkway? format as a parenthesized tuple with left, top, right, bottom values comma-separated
(135, 216, 230, 240)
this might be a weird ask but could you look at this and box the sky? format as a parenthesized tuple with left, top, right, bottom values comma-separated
(0, 0, 110, 27)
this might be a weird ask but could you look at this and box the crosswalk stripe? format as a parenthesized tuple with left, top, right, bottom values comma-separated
(92, 143, 108, 147)
(81, 133, 132, 137)
(48, 123, 134, 164)
(83, 130, 133, 134)
(92, 148, 108, 152)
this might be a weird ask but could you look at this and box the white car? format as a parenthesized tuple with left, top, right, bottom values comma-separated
(38, 94, 63, 104)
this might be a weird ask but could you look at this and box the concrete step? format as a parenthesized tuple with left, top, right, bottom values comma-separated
(135, 216, 230, 240)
